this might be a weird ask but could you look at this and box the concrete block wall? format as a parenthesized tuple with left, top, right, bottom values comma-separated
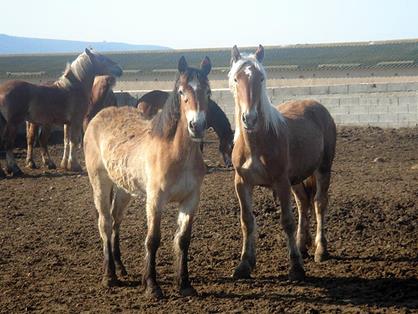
(115, 82, 418, 129)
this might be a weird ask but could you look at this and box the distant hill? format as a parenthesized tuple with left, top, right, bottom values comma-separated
(0, 34, 171, 54)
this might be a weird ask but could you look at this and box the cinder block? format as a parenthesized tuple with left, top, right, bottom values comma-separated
(378, 114, 398, 123)
(398, 113, 418, 123)
(319, 97, 340, 108)
(398, 95, 417, 112)
(359, 114, 379, 123)
(310, 85, 329, 95)
(340, 97, 360, 106)
(329, 85, 349, 94)
(378, 96, 398, 107)
(277, 86, 310, 96)
(387, 82, 418, 92)
(348, 83, 387, 94)
(371, 105, 389, 113)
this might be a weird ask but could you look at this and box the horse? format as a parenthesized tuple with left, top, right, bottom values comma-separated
(84, 56, 212, 298)
(229, 45, 336, 281)
(138, 90, 234, 167)
(25, 75, 118, 170)
(0, 48, 122, 177)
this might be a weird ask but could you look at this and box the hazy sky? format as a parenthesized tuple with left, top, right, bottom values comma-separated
(2, 0, 417, 49)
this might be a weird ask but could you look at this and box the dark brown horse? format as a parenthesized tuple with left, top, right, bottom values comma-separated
(138, 90, 234, 167)
(84, 56, 212, 298)
(229, 45, 336, 281)
(0, 49, 122, 177)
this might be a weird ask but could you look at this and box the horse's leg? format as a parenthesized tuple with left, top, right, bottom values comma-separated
(4, 122, 23, 176)
(111, 187, 131, 277)
(313, 170, 331, 262)
(39, 124, 56, 169)
(25, 122, 37, 169)
(67, 123, 82, 172)
(291, 184, 312, 259)
(174, 191, 199, 296)
(273, 178, 305, 281)
(143, 192, 163, 298)
(232, 173, 256, 279)
(91, 173, 118, 287)
(60, 124, 69, 169)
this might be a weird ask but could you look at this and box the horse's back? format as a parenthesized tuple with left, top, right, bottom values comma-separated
(277, 99, 336, 183)
(84, 106, 150, 192)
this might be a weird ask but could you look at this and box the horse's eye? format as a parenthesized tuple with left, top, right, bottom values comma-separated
(261, 77, 264, 82)
(179, 90, 184, 96)
(234, 77, 237, 83)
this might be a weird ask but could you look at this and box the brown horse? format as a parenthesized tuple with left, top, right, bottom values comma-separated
(84, 56, 212, 298)
(138, 90, 234, 167)
(229, 45, 336, 281)
(25, 75, 117, 170)
(0, 49, 122, 177)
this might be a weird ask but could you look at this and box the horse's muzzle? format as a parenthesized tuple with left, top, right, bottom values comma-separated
(242, 111, 258, 131)
(188, 118, 206, 140)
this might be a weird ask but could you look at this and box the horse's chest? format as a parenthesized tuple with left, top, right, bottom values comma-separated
(238, 155, 271, 186)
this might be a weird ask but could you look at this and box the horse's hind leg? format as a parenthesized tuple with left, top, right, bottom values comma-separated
(39, 124, 56, 169)
(111, 188, 131, 277)
(143, 191, 163, 298)
(25, 122, 37, 169)
(174, 191, 199, 296)
(232, 173, 256, 279)
(91, 172, 118, 287)
(4, 122, 23, 176)
(292, 183, 312, 259)
(313, 170, 331, 262)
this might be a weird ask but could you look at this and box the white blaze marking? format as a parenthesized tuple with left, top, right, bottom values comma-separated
(244, 65, 253, 78)
(188, 77, 199, 91)
(186, 110, 206, 125)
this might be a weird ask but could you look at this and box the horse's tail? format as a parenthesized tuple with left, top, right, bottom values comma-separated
(302, 175, 316, 208)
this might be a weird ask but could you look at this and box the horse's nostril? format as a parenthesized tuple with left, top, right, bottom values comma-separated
(189, 120, 196, 130)
(242, 113, 247, 124)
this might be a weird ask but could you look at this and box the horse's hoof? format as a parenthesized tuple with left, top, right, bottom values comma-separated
(25, 160, 36, 169)
(7, 166, 24, 177)
(67, 163, 82, 172)
(232, 260, 253, 280)
(0, 169, 6, 179)
(145, 286, 164, 300)
(288, 264, 306, 282)
(60, 161, 67, 170)
(101, 276, 119, 288)
(45, 162, 56, 170)
(116, 264, 128, 277)
(314, 251, 330, 263)
(300, 250, 310, 259)
(180, 285, 197, 297)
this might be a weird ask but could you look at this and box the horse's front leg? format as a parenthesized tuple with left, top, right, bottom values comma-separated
(4, 122, 23, 176)
(232, 173, 256, 279)
(25, 122, 37, 169)
(60, 124, 70, 169)
(66, 123, 82, 172)
(174, 191, 199, 296)
(273, 177, 305, 281)
(39, 124, 56, 169)
(143, 192, 163, 299)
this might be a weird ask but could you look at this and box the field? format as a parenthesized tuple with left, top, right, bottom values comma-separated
(0, 127, 417, 313)
(1, 39, 418, 80)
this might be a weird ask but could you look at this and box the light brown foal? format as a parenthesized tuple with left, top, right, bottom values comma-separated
(84, 56, 212, 298)
(229, 45, 336, 281)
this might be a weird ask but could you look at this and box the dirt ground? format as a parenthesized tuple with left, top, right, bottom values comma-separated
(0, 127, 417, 313)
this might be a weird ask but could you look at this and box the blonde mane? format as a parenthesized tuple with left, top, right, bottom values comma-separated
(56, 52, 93, 89)
(228, 53, 285, 142)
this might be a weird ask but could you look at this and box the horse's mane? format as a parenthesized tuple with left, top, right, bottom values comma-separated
(55, 52, 93, 89)
(150, 80, 181, 139)
(228, 53, 285, 142)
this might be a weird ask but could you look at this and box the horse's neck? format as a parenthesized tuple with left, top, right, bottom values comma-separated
(170, 114, 200, 159)
(68, 56, 96, 96)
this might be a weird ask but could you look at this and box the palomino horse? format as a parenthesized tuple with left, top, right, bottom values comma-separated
(84, 56, 212, 298)
(0, 49, 122, 177)
(138, 90, 234, 167)
(25, 75, 117, 170)
(229, 45, 336, 281)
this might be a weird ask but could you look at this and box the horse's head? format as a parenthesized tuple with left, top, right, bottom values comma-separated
(85, 48, 123, 78)
(229, 45, 265, 133)
(175, 56, 212, 140)
(220, 136, 234, 168)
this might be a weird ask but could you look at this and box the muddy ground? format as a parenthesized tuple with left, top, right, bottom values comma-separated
(0, 127, 417, 313)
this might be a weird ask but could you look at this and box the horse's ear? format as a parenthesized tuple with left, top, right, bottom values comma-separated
(178, 56, 188, 73)
(85, 48, 92, 56)
(200, 56, 212, 76)
(231, 45, 241, 64)
(255, 44, 264, 62)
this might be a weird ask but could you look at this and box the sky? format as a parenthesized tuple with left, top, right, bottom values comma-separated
(2, 0, 418, 49)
